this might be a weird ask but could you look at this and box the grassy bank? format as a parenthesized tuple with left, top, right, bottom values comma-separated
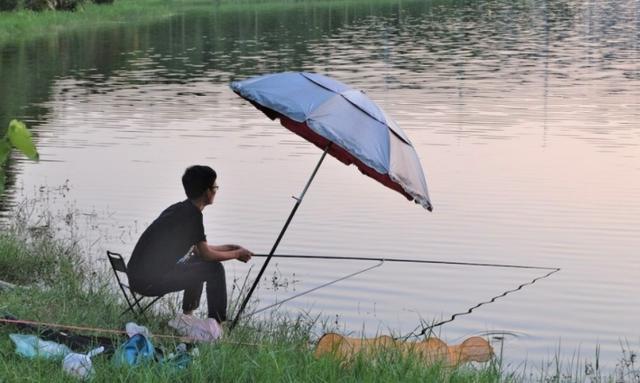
(0, 212, 503, 382)
(0, 0, 207, 45)
(1, 201, 637, 382)
(0, 0, 425, 46)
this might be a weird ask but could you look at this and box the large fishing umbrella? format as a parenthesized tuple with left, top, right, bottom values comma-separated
(229, 72, 433, 327)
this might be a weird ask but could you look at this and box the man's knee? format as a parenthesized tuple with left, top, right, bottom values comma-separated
(207, 261, 225, 276)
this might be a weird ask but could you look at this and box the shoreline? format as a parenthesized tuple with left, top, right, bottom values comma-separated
(0, 0, 187, 45)
(0, 222, 506, 382)
(0, 212, 635, 382)
(0, 0, 412, 47)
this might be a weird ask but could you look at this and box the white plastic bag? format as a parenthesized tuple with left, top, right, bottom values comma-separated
(125, 322, 151, 338)
(62, 347, 104, 380)
(168, 314, 222, 342)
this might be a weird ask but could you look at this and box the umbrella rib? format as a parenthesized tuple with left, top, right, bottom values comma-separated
(300, 72, 411, 146)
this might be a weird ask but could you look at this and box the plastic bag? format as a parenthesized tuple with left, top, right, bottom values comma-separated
(167, 314, 222, 342)
(9, 334, 71, 359)
(62, 346, 104, 380)
(163, 343, 193, 370)
(125, 322, 150, 339)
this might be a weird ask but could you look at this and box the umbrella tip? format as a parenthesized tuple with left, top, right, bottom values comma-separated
(418, 199, 433, 212)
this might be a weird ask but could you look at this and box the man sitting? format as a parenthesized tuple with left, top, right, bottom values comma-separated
(127, 165, 252, 324)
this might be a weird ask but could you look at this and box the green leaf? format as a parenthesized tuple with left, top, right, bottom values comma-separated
(0, 137, 10, 166)
(7, 120, 39, 161)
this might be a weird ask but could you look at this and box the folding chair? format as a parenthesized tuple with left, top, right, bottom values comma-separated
(106, 251, 164, 320)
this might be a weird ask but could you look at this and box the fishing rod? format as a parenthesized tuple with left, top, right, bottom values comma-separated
(251, 253, 559, 271)
(239, 253, 560, 333)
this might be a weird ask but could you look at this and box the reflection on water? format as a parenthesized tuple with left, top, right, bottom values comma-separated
(1, 0, 639, 368)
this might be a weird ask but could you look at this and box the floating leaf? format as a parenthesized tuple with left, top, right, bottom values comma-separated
(0, 138, 10, 166)
(7, 120, 39, 161)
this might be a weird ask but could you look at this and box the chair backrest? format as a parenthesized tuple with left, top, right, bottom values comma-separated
(107, 250, 147, 318)
(106, 250, 132, 293)
(106, 251, 166, 319)
(107, 251, 127, 273)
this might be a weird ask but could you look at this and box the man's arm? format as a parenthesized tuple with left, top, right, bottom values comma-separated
(210, 244, 241, 252)
(196, 241, 252, 263)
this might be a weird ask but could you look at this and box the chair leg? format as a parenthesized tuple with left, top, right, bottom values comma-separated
(130, 292, 147, 314)
(120, 295, 145, 318)
(120, 295, 163, 321)
(118, 285, 139, 317)
(139, 296, 164, 315)
(120, 306, 134, 317)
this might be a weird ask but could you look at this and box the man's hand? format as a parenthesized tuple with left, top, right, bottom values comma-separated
(236, 247, 253, 263)
(199, 242, 253, 262)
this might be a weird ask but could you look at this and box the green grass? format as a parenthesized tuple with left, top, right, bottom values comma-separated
(0, 208, 505, 382)
(0, 0, 435, 46)
(0, 200, 637, 382)
(0, 0, 203, 45)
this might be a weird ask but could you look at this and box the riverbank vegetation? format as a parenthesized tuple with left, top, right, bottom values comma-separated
(0, 206, 506, 382)
(1, 0, 114, 13)
(0, 0, 192, 44)
(2, 202, 639, 382)
(0, 0, 408, 46)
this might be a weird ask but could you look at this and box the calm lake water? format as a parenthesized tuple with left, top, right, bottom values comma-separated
(1, 0, 639, 370)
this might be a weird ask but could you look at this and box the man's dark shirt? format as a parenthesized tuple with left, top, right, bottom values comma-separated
(128, 200, 206, 288)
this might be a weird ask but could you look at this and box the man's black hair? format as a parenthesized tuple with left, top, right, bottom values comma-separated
(182, 165, 217, 200)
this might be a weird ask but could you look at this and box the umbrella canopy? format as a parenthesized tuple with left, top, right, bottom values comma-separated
(230, 72, 433, 211)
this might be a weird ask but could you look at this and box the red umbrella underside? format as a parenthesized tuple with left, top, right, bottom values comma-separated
(249, 100, 412, 201)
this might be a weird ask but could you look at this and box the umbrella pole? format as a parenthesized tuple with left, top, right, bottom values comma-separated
(230, 144, 331, 329)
